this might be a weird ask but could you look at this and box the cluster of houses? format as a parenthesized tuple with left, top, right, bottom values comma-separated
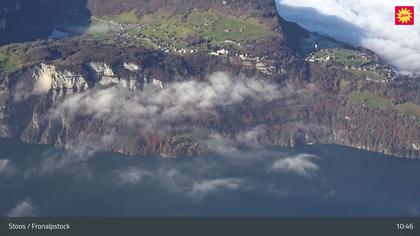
(106, 20, 200, 55)
(104, 17, 250, 58)
(210, 48, 229, 56)
(159, 45, 197, 54)
(306, 49, 394, 82)
(100, 17, 280, 76)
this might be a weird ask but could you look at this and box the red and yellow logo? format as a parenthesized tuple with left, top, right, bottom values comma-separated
(395, 6, 414, 25)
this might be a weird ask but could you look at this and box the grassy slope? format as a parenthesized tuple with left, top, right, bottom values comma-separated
(314, 49, 367, 67)
(314, 48, 388, 81)
(0, 44, 23, 74)
(348, 91, 420, 118)
(396, 103, 420, 118)
(90, 10, 273, 49)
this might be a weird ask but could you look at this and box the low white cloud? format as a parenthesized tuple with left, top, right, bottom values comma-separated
(11, 70, 313, 161)
(24, 132, 116, 178)
(43, 72, 283, 159)
(13, 71, 316, 175)
(204, 126, 270, 154)
(190, 178, 243, 199)
(7, 199, 36, 217)
(0, 159, 10, 172)
(236, 125, 269, 148)
(155, 167, 193, 194)
(115, 167, 153, 185)
(276, 0, 420, 74)
(154, 167, 245, 199)
(205, 133, 239, 154)
(52, 72, 281, 125)
(270, 153, 320, 177)
(0, 159, 14, 175)
(112, 161, 246, 200)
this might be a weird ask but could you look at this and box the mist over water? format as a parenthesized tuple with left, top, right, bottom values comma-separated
(1, 138, 419, 217)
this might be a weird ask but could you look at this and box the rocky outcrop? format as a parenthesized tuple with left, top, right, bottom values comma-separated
(33, 64, 88, 91)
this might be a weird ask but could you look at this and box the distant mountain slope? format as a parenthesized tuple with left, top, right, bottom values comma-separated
(0, 0, 418, 158)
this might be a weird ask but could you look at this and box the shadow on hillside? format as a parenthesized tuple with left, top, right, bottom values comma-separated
(275, 2, 367, 46)
(0, 0, 91, 45)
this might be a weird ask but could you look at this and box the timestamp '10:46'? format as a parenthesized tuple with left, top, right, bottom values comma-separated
(396, 223, 414, 230)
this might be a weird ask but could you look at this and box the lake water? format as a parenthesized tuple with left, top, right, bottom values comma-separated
(0, 138, 419, 217)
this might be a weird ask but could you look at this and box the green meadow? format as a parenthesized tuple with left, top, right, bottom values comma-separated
(93, 10, 273, 49)
(348, 91, 420, 118)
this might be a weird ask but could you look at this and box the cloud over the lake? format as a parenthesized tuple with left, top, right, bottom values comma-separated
(276, 0, 420, 74)
(270, 153, 320, 177)
(190, 178, 243, 199)
(7, 199, 36, 217)
(0, 159, 14, 175)
(113, 160, 247, 200)
(115, 167, 153, 185)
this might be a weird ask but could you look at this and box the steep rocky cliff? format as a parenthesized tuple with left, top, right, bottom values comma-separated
(0, 0, 418, 158)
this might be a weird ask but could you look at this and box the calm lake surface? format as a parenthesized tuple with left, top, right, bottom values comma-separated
(0, 138, 419, 217)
